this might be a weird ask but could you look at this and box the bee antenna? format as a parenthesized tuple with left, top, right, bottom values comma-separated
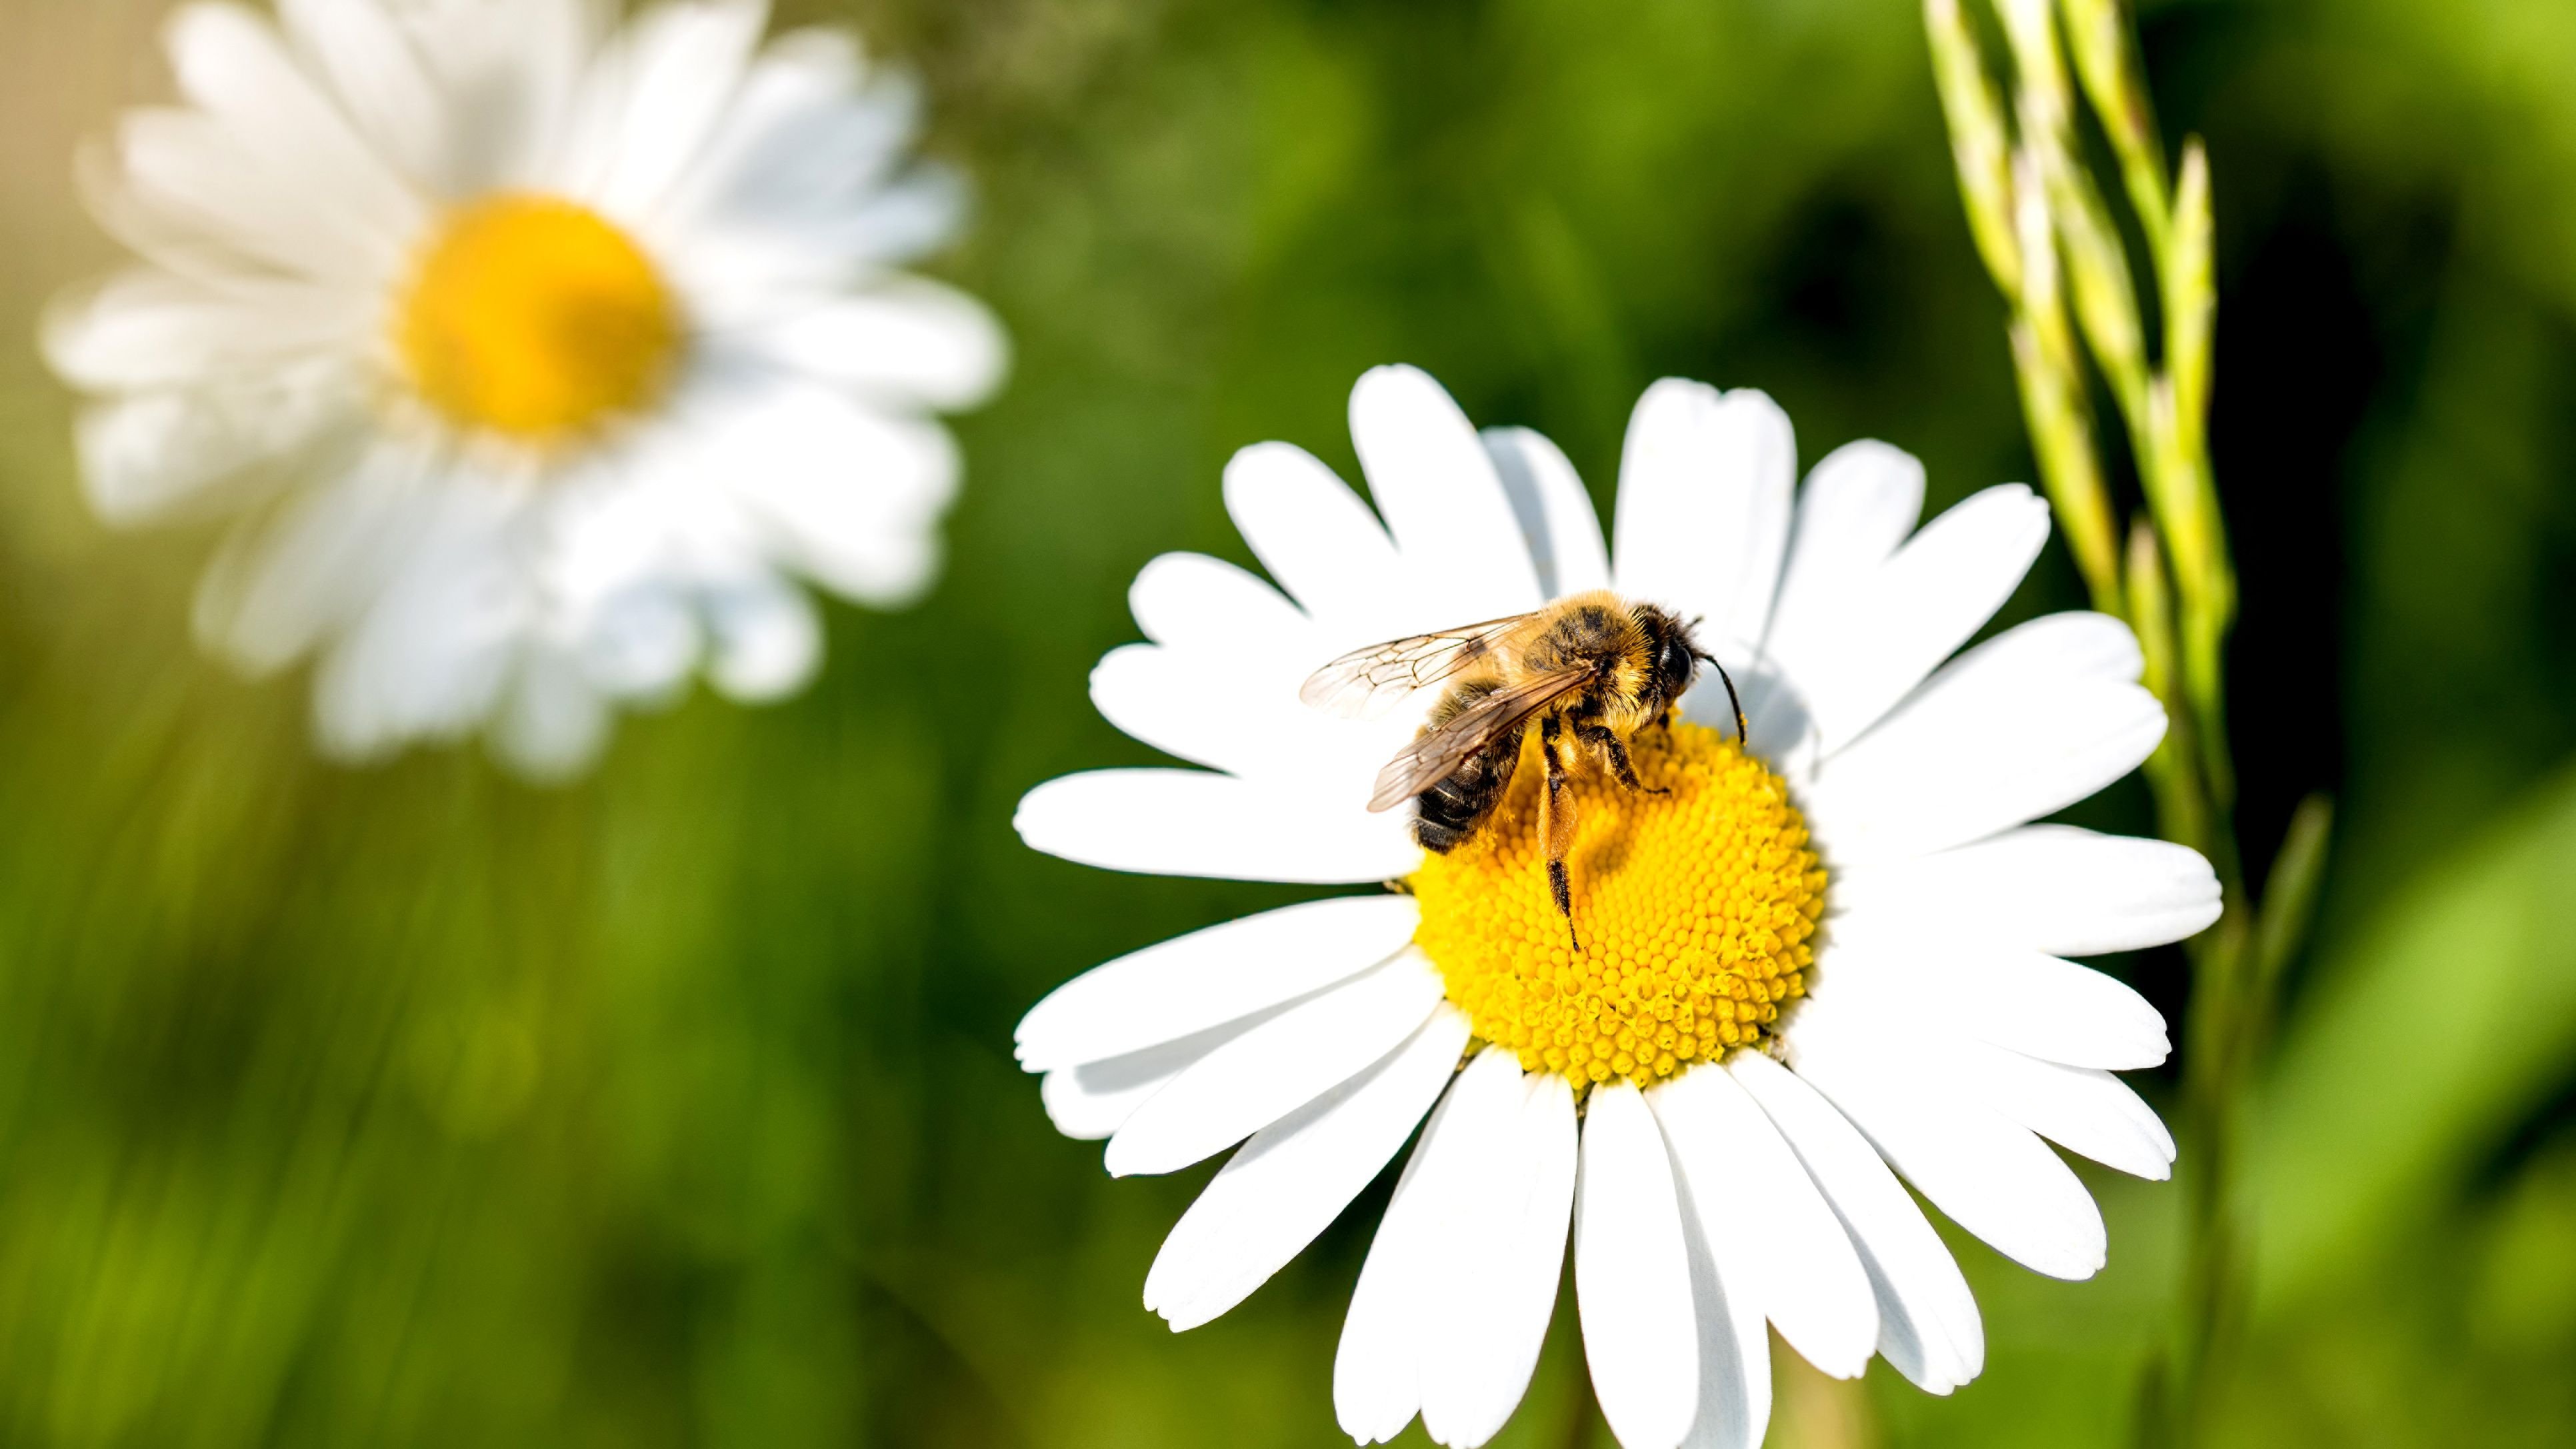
(1711, 659, 1749, 744)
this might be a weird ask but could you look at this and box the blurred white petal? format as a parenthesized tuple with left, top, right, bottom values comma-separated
(161, 3, 425, 269)
(715, 379, 958, 606)
(276, 0, 448, 187)
(491, 645, 615, 781)
(71, 361, 365, 525)
(729, 278, 1007, 410)
(559, 0, 769, 217)
(703, 575, 821, 701)
(309, 484, 529, 761)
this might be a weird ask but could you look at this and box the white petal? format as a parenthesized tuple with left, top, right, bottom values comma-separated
(564, 0, 770, 218)
(1672, 1150, 1771, 1449)
(1145, 1004, 1471, 1330)
(1332, 1051, 1559, 1448)
(1331, 1046, 1529, 1440)
(1014, 895, 1419, 1072)
(1039, 1014, 1270, 1141)
(1128, 552, 1312, 659)
(1611, 382, 1794, 670)
(1831, 824, 2222, 957)
(1790, 1006, 2109, 1281)
(43, 269, 361, 392)
(1748, 441, 1923, 754)
(1651, 1066, 1879, 1378)
(1103, 951, 1444, 1176)
(400, 0, 593, 193)
(650, 28, 887, 221)
(1349, 366, 1545, 622)
(308, 487, 526, 761)
(577, 585, 699, 701)
(719, 382, 959, 606)
(1483, 426, 1611, 599)
(675, 155, 961, 287)
(1333, 1056, 1511, 1444)
(69, 360, 364, 525)
(1088, 634, 1403, 798)
(275, 0, 445, 187)
(703, 574, 821, 701)
(647, 30, 933, 270)
(1765, 440, 1925, 648)
(1811, 929, 2171, 1070)
(1085, 642, 1253, 776)
(1222, 442, 1407, 630)
(1755, 484, 2051, 759)
(1799, 613, 2165, 866)
(731, 278, 1007, 411)
(1420, 1066, 1577, 1448)
(103, 109, 383, 285)
(191, 442, 423, 672)
(70, 131, 261, 289)
(1947, 1040, 2175, 1180)
(1015, 769, 1420, 884)
(1088, 642, 1296, 778)
(161, 3, 425, 267)
(489, 645, 612, 781)
(1728, 1051, 1983, 1394)
(1575, 1082, 1699, 1449)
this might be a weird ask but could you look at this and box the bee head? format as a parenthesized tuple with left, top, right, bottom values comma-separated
(1641, 607, 1705, 711)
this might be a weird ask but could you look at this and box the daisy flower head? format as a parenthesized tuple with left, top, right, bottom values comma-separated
(44, 0, 1006, 778)
(1014, 367, 2221, 1448)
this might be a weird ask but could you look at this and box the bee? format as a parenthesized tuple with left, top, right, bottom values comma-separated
(1299, 590, 1746, 950)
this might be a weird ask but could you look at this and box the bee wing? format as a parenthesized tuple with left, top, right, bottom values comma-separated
(1367, 666, 1593, 812)
(1297, 615, 1533, 720)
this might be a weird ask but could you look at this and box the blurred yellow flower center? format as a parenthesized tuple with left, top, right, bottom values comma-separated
(395, 194, 680, 441)
(1411, 721, 1823, 1088)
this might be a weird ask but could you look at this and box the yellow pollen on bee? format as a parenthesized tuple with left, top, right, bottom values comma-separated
(1409, 720, 1825, 1088)
(394, 194, 681, 441)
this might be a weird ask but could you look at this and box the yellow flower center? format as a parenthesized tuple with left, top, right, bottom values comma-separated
(1411, 720, 1824, 1088)
(394, 194, 681, 441)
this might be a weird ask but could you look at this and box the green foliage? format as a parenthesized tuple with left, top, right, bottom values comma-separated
(0, 0, 2571, 1446)
(2258, 764, 2576, 1309)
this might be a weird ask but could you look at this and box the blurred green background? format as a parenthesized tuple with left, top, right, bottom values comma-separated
(2, 0, 2574, 1444)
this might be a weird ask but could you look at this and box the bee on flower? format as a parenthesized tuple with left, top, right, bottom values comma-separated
(1015, 366, 2219, 1448)
(45, 0, 1006, 776)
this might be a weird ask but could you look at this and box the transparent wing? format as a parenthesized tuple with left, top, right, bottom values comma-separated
(1367, 667, 1591, 812)
(1297, 615, 1533, 721)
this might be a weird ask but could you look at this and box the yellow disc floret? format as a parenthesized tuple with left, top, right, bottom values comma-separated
(395, 194, 681, 441)
(1411, 720, 1824, 1088)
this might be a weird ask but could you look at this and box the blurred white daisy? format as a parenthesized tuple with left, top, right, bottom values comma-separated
(44, 0, 1005, 776)
(1014, 367, 2219, 1448)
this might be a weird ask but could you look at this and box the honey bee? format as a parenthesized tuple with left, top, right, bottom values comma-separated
(1299, 590, 1745, 950)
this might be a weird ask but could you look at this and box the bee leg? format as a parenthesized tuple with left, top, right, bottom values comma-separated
(1540, 716, 1581, 952)
(1581, 723, 1665, 796)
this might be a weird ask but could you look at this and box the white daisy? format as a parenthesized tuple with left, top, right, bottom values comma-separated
(43, 0, 1005, 777)
(1014, 367, 2220, 1448)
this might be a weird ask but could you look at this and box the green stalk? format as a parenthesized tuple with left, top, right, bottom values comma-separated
(2060, 0, 2174, 261)
(1921, 1, 2330, 1440)
(1927, 0, 2121, 609)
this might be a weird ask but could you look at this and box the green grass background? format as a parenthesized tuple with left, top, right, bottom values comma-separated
(2, 0, 2575, 1444)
